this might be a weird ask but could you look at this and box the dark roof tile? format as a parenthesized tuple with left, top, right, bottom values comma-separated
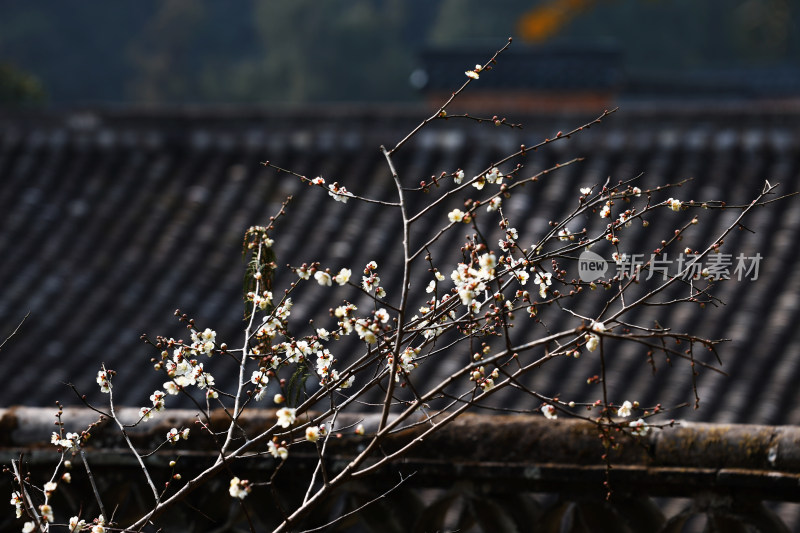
(0, 107, 799, 430)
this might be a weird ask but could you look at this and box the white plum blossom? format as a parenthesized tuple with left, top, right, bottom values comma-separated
(295, 265, 311, 280)
(11, 491, 23, 518)
(485, 167, 502, 184)
(150, 390, 166, 410)
(96, 369, 112, 393)
(248, 290, 273, 310)
(314, 271, 332, 286)
(558, 228, 572, 241)
(631, 186, 642, 197)
(328, 183, 352, 203)
(194, 366, 215, 389)
(591, 321, 607, 333)
(487, 197, 502, 211)
(275, 298, 293, 319)
(534, 271, 553, 299)
(51, 431, 80, 450)
(389, 346, 420, 382)
(190, 328, 216, 355)
(629, 418, 650, 436)
(426, 280, 436, 293)
(305, 426, 321, 442)
(457, 286, 476, 307)
(229, 477, 251, 499)
(43, 481, 57, 494)
(375, 308, 390, 323)
(69, 517, 86, 532)
(362, 273, 381, 292)
(22, 522, 35, 533)
(617, 401, 633, 418)
(334, 371, 355, 389)
(40, 503, 54, 522)
(287, 340, 313, 363)
(139, 390, 166, 422)
(268, 440, 288, 459)
(600, 204, 611, 218)
(448, 208, 469, 223)
(276, 407, 296, 428)
(580, 186, 592, 195)
(311, 176, 325, 186)
(454, 169, 465, 184)
(667, 197, 682, 211)
(334, 268, 351, 285)
(451, 262, 488, 309)
(465, 68, 480, 79)
(585, 334, 600, 352)
(167, 428, 181, 443)
(541, 404, 558, 420)
(354, 319, 379, 344)
(479, 253, 497, 273)
(92, 514, 106, 533)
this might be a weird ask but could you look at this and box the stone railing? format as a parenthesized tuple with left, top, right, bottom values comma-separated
(2, 407, 798, 532)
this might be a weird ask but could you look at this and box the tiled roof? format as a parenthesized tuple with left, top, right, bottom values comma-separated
(1, 106, 799, 428)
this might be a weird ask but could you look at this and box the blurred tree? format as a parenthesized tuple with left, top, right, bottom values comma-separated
(0, 62, 44, 105)
(428, 0, 532, 45)
(251, 0, 415, 102)
(731, 0, 793, 62)
(0, 1, 153, 104)
(127, 0, 206, 103)
(431, 0, 799, 71)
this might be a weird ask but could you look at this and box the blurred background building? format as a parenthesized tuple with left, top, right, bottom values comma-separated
(0, 0, 798, 108)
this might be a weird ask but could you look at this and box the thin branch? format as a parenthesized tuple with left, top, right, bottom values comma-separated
(0, 311, 28, 351)
(299, 472, 414, 533)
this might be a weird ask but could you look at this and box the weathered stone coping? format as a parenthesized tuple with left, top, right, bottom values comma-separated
(3, 407, 799, 500)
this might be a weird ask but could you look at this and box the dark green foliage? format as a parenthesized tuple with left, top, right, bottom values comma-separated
(0, 62, 44, 104)
(242, 225, 276, 321)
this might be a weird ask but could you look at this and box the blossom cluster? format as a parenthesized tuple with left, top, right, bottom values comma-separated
(166, 427, 190, 443)
(360, 261, 385, 297)
(229, 477, 252, 499)
(387, 346, 420, 382)
(51, 431, 81, 450)
(96, 369, 112, 393)
(162, 335, 217, 393)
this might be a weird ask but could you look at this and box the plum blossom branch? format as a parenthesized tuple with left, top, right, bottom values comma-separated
(14, 39, 796, 533)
